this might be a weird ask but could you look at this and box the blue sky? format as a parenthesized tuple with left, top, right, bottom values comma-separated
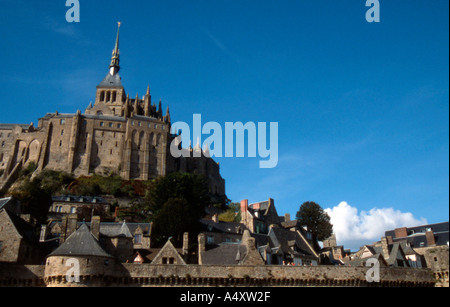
(0, 0, 448, 249)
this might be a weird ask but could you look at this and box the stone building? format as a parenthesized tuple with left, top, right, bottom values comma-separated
(39, 214, 152, 263)
(199, 198, 319, 266)
(49, 195, 111, 216)
(385, 222, 449, 286)
(0, 24, 225, 199)
(0, 209, 43, 264)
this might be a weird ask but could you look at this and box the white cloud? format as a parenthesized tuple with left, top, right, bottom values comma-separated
(325, 202, 427, 251)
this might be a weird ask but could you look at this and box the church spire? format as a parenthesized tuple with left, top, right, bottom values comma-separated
(109, 22, 121, 76)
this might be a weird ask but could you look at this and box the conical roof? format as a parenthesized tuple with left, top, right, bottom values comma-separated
(49, 223, 113, 258)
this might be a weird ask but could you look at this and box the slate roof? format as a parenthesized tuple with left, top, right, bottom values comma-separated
(201, 243, 248, 265)
(269, 227, 318, 259)
(83, 221, 151, 238)
(49, 223, 113, 258)
(0, 123, 31, 130)
(97, 72, 124, 88)
(0, 197, 13, 209)
(200, 219, 248, 234)
(52, 195, 109, 204)
(386, 222, 449, 247)
(0, 209, 36, 244)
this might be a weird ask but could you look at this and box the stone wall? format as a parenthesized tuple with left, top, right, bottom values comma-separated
(0, 262, 436, 287)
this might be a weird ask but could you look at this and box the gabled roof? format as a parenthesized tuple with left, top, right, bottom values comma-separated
(151, 239, 186, 265)
(49, 223, 113, 258)
(0, 209, 36, 244)
(0, 197, 13, 209)
(269, 227, 318, 259)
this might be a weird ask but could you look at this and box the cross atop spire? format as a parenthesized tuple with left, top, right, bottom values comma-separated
(109, 22, 121, 76)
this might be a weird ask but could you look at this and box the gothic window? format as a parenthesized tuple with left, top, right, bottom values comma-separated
(112, 91, 117, 102)
(106, 91, 111, 102)
(100, 91, 105, 101)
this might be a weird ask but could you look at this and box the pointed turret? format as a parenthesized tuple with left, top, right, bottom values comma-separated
(158, 99, 163, 119)
(165, 105, 171, 123)
(109, 22, 121, 76)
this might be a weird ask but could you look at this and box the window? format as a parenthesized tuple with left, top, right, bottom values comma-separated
(207, 235, 214, 245)
(134, 234, 142, 244)
(162, 257, 168, 264)
(70, 207, 76, 214)
(61, 129, 64, 136)
(109, 123, 113, 128)
(117, 124, 122, 129)
(100, 122, 104, 127)
(0, 241, 3, 252)
(60, 119, 66, 125)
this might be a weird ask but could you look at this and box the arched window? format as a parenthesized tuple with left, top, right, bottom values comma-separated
(112, 91, 117, 102)
(100, 91, 105, 101)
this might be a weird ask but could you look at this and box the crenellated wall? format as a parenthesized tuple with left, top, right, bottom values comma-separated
(0, 263, 436, 287)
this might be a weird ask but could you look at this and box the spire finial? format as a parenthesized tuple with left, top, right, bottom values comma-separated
(109, 22, 121, 75)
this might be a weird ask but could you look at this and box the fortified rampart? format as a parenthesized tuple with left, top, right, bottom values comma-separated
(0, 263, 436, 287)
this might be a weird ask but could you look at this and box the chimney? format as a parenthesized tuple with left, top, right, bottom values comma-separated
(381, 237, 390, 260)
(198, 233, 205, 265)
(394, 227, 408, 238)
(425, 230, 436, 246)
(183, 232, 189, 256)
(240, 199, 248, 224)
(91, 216, 101, 240)
(284, 213, 291, 222)
(39, 225, 48, 242)
(240, 199, 248, 213)
(66, 214, 78, 238)
(386, 236, 393, 245)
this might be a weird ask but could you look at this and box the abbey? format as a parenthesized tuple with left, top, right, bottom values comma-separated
(0, 24, 225, 197)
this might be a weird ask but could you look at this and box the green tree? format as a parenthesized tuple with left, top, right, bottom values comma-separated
(145, 172, 211, 246)
(219, 202, 241, 222)
(295, 201, 333, 242)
